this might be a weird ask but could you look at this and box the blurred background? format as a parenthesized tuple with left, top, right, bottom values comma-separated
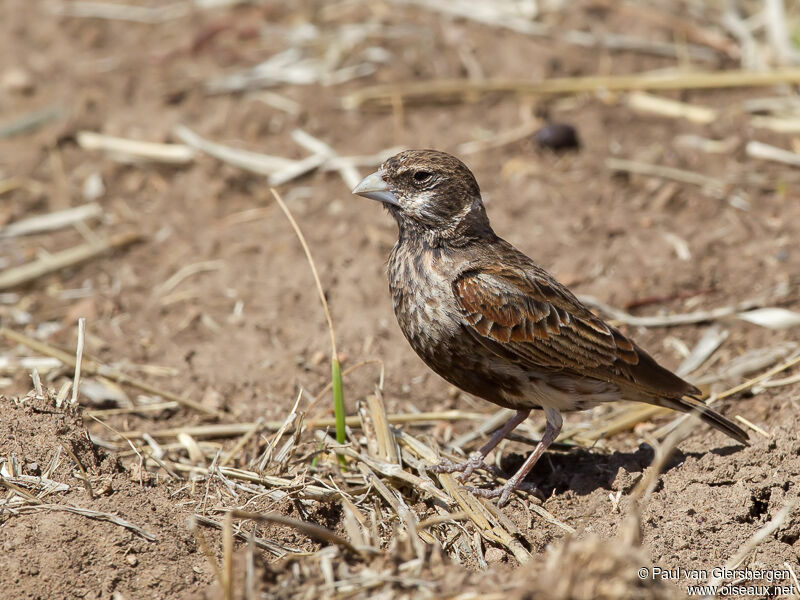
(1, 1, 799, 598)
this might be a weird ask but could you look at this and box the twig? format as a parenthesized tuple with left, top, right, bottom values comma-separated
(746, 141, 800, 167)
(0, 475, 43, 504)
(343, 69, 800, 110)
(578, 292, 788, 328)
(220, 419, 263, 469)
(631, 418, 698, 505)
(30, 369, 44, 398)
(626, 92, 717, 124)
(1, 327, 222, 418)
(715, 353, 800, 402)
(155, 260, 225, 297)
(765, 0, 800, 66)
(59, 441, 94, 499)
(77, 131, 195, 164)
(706, 501, 797, 589)
(178, 433, 205, 464)
(734, 415, 770, 439)
(620, 416, 698, 545)
(738, 307, 800, 330)
(85, 401, 179, 417)
(289, 129, 361, 189)
(366, 389, 399, 464)
(674, 135, 739, 155)
(0, 106, 62, 138)
(245, 527, 256, 600)
(17, 503, 157, 541)
(268, 153, 328, 187)
(223, 512, 233, 600)
(721, 8, 763, 70)
(394, 429, 534, 563)
(192, 514, 297, 557)
(0, 231, 143, 290)
(174, 124, 396, 186)
(168, 463, 347, 501)
(676, 326, 728, 376)
(315, 432, 450, 503)
(605, 158, 724, 194)
(758, 371, 800, 389)
(0, 356, 61, 376)
(228, 509, 362, 555)
(0, 204, 102, 238)
(254, 393, 301, 472)
(750, 115, 800, 133)
(173, 124, 294, 175)
(357, 463, 427, 558)
(56, 382, 72, 407)
(743, 96, 800, 114)
(71, 318, 86, 405)
(456, 119, 542, 155)
(100, 410, 485, 440)
(187, 516, 225, 581)
(416, 511, 469, 529)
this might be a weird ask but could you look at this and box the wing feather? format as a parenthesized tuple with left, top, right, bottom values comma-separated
(452, 266, 698, 398)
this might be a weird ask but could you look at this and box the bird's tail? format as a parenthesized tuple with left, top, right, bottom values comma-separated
(654, 395, 749, 445)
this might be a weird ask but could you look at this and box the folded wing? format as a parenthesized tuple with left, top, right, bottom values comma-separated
(452, 264, 697, 399)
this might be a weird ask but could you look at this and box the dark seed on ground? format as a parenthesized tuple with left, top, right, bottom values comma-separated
(534, 123, 580, 150)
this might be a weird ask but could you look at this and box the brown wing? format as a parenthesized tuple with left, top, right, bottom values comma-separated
(453, 265, 696, 398)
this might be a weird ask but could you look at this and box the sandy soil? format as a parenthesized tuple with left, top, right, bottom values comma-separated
(1, 1, 799, 598)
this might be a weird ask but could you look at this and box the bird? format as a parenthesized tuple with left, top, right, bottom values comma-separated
(352, 149, 748, 507)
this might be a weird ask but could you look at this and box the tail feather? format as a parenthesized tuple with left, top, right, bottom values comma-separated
(655, 395, 749, 445)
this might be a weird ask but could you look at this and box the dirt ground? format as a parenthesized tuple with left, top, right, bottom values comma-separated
(1, 1, 799, 599)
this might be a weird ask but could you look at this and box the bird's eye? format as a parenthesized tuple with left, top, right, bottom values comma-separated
(412, 171, 433, 184)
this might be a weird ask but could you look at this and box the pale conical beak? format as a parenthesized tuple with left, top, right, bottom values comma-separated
(352, 171, 399, 207)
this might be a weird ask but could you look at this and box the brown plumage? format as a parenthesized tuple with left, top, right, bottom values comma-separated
(353, 149, 747, 507)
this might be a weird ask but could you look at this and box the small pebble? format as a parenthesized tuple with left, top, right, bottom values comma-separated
(533, 122, 580, 150)
(484, 547, 506, 564)
(2, 68, 35, 94)
(82, 172, 105, 201)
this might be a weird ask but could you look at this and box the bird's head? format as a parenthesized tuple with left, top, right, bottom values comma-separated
(353, 149, 490, 243)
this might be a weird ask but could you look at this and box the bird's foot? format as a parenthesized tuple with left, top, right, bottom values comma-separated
(464, 480, 542, 508)
(429, 451, 486, 480)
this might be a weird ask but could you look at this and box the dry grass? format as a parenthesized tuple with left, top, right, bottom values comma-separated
(3, 295, 797, 597)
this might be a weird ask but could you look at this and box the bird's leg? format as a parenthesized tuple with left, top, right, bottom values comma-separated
(467, 407, 563, 507)
(431, 409, 530, 480)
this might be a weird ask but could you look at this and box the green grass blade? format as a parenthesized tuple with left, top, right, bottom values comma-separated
(332, 357, 346, 465)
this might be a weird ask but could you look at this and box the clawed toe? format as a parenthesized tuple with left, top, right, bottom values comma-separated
(429, 457, 466, 474)
(431, 447, 544, 508)
(429, 452, 486, 477)
(464, 484, 514, 507)
(463, 480, 542, 507)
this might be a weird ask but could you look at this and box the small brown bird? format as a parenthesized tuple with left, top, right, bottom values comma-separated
(353, 149, 747, 507)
